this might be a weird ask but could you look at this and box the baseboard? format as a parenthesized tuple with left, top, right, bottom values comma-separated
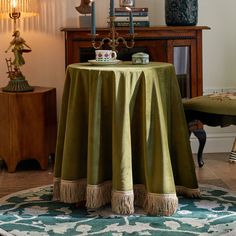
(203, 87, 236, 95)
(190, 132, 236, 153)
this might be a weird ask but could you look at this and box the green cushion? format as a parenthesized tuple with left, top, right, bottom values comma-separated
(183, 93, 236, 116)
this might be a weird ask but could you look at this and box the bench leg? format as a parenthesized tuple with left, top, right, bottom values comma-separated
(192, 128, 206, 167)
(188, 120, 206, 168)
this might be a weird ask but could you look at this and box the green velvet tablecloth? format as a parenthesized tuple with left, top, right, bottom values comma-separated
(53, 62, 200, 216)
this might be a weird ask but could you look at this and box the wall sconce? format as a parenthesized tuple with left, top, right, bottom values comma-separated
(0, 0, 39, 92)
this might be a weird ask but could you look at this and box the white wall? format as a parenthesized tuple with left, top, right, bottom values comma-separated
(0, 0, 236, 152)
(198, 1, 236, 90)
(195, 0, 236, 153)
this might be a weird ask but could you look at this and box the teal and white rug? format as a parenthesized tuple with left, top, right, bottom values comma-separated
(0, 184, 235, 235)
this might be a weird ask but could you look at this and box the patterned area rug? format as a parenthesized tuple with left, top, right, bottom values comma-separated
(0, 184, 235, 236)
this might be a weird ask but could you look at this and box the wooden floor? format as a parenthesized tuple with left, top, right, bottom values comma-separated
(0, 158, 54, 198)
(0, 153, 235, 198)
(195, 152, 236, 192)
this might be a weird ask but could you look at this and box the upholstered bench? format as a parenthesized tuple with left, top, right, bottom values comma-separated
(183, 92, 236, 167)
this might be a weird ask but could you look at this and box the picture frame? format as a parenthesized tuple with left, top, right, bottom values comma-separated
(119, 0, 135, 7)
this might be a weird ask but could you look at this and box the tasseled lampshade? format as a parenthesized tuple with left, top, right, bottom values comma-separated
(0, 0, 39, 19)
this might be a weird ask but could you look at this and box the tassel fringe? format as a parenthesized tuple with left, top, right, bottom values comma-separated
(133, 184, 146, 207)
(53, 179, 200, 215)
(59, 179, 87, 203)
(143, 193, 178, 216)
(52, 177, 61, 201)
(112, 190, 134, 215)
(176, 186, 201, 198)
(86, 181, 112, 209)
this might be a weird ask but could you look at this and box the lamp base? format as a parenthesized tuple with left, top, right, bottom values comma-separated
(2, 76, 34, 92)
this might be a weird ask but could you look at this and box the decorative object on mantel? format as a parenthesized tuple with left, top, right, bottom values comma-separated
(90, 0, 135, 52)
(132, 52, 149, 64)
(0, 0, 39, 92)
(119, 0, 135, 7)
(114, 7, 150, 28)
(75, 0, 92, 28)
(165, 0, 198, 26)
(75, 0, 91, 14)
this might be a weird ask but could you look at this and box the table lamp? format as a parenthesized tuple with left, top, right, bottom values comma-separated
(0, 0, 39, 92)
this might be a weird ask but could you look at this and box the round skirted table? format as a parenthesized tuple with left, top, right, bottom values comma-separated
(53, 61, 200, 216)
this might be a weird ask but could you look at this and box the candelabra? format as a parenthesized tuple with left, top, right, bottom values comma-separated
(89, 0, 135, 52)
(91, 16, 135, 52)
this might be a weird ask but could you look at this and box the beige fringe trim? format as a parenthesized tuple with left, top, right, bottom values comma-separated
(58, 178, 87, 203)
(143, 192, 178, 216)
(176, 186, 201, 198)
(86, 181, 112, 209)
(53, 177, 61, 201)
(133, 184, 146, 207)
(112, 190, 134, 215)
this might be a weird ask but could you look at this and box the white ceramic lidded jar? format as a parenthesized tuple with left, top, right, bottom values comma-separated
(132, 52, 149, 65)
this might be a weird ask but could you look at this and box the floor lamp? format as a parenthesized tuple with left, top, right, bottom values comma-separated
(0, 0, 39, 92)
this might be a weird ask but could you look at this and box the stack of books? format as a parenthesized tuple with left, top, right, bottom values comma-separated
(114, 7, 150, 27)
